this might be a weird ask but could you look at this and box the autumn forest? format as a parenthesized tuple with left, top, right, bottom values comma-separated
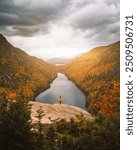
(0, 34, 120, 150)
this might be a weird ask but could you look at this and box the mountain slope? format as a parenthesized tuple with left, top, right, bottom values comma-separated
(47, 57, 71, 65)
(66, 42, 120, 116)
(0, 34, 56, 99)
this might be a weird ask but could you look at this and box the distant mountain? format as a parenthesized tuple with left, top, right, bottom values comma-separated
(46, 57, 72, 65)
(0, 34, 56, 99)
(66, 41, 120, 116)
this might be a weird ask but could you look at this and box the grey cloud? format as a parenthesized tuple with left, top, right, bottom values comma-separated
(0, 0, 119, 44)
(0, 0, 70, 36)
(0, 0, 25, 16)
(86, 22, 120, 45)
(0, 0, 70, 25)
(66, 0, 120, 44)
(0, 13, 37, 26)
(68, 1, 119, 30)
(10, 26, 41, 37)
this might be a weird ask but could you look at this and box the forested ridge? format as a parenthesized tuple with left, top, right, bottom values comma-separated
(0, 34, 56, 100)
(66, 41, 120, 116)
(64, 42, 120, 149)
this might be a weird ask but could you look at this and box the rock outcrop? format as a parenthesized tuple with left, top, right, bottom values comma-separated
(31, 101, 92, 124)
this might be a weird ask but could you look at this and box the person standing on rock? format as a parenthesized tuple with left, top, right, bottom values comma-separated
(58, 96, 63, 104)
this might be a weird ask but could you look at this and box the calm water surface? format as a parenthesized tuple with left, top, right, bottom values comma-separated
(36, 73, 86, 109)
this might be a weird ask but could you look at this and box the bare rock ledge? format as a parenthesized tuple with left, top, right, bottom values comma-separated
(30, 101, 92, 124)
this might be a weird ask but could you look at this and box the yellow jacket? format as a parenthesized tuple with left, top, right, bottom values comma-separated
(57, 96, 63, 101)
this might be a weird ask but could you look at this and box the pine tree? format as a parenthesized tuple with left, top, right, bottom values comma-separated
(0, 94, 9, 150)
(35, 106, 45, 150)
(9, 97, 33, 150)
(0, 95, 33, 150)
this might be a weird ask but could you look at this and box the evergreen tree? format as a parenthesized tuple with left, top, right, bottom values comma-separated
(0, 94, 9, 150)
(34, 106, 45, 150)
(8, 97, 33, 150)
(46, 126, 58, 150)
(0, 95, 33, 150)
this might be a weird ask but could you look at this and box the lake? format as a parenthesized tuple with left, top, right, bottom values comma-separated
(36, 73, 86, 109)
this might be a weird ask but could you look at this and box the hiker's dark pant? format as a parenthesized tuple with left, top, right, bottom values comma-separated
(59, 101, 61, 104)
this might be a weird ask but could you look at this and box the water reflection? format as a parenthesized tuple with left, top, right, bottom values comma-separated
(36, 73, 86, 109)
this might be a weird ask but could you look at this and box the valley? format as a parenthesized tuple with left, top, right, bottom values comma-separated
(0, 34, 120, 150)
(0, 34, 120, 117)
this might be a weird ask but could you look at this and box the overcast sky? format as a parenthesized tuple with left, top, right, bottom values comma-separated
(0, 0, 120, 59)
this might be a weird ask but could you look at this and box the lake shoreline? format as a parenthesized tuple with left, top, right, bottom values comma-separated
(35, 73, 86, 109)
(65, 73, 88, 108)
(34, 74, 57, 99)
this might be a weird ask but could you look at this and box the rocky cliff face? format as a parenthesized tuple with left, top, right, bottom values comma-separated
(31, 101, 92, 124)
